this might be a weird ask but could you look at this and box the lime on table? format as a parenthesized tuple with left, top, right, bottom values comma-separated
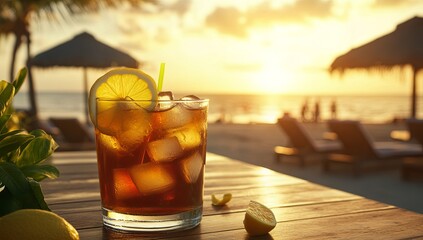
(243, 200, 277, 236)
(0, 209, 79, 240)
(88, 68, 158, 134)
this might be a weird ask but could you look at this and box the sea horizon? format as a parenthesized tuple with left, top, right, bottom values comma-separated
(13, 91, 423, 125)
(16, 90, 414, 97)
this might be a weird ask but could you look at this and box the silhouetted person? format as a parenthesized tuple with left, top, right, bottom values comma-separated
(300, 98, 309, 122)
(313, 99, 320, 123)
(330, 99, 337, 119)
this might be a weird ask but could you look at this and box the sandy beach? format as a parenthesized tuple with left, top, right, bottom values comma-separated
(206, 122, 423, 214)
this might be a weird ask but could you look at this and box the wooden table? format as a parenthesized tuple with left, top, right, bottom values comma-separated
(42, 151, 423, 239)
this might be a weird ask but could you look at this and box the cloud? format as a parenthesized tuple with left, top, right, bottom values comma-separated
(205, 7, 249, 38)
(205, 0, 334, 38)
(157, 0, 192, 16)
(372, 0, 418, 8)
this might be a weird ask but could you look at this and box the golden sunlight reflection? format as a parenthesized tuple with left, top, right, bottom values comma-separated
(258, 110, 280, 124)
(253, 167, 289, 207)
(250, 62, 295, 94)
(256, 168, 278, 187)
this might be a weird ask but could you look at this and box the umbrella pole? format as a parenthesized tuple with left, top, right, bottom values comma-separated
(26, 32, 39, 121)
(411, 67, 418, 119)
(84, 67, 89, 126)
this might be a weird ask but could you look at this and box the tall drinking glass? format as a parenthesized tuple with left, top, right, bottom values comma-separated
(94, 98, 208, 232)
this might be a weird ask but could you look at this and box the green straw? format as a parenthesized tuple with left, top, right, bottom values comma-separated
(158, 63, 165, 92)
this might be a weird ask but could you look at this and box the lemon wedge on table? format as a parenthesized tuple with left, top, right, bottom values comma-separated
(88, 68, 158, 134)
(243, 200, 277, 236)
(211, 193, 232, 206)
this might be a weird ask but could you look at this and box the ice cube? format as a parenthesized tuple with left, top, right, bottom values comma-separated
(147, 136, 184, 162)
(130, 163, 174, 196)
(113, 168, 140, 200)
(180, 95, 200, 100)
(155, 91, 176, 111)
(181, 152, 204, 183)
(97, 132, 130, 158)
(98, 132, 122, 151)
(117, 119, 152, 150)
(116, 131, 146, 152)
(158, 91, 174, 100)
(167, 126, 202, 151)
(113, 108, 152, 150)
(97, 101, 152, 137)
(153, 104, 193, 129)
(180, 95, 206, 109)
(97, 105, 119, 135)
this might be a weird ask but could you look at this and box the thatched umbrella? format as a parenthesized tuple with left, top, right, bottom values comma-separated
(30, 31, 139, 125)
(330, 16, 423, 118)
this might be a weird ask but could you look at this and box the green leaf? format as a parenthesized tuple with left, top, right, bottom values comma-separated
(6, 148, 21, 164)
(12, 68, 27, 95)
(0, 81, 15, 115)
(30, 129, 48, 137)
(0, 68, 60, 216)
(28, 178, 50, 211)
(16, 134, 58, 167)
(20, 164, 60, 182)
(0, 187, 23, 216)
(0, 114, 11, 133)
(0, 129, 24, 141)
(0, 134, 34, 157)
(0, 162, 30, 197)
(0, 163, 51, 216)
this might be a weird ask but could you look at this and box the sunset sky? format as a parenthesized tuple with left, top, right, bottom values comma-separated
(0, 0, 422, 96)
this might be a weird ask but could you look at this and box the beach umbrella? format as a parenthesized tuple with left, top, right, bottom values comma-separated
(330, 16, 423, 119)
(30, 31, 139, 125)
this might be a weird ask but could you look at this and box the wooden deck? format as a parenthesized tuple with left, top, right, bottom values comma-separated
(42, 151, 423, 239)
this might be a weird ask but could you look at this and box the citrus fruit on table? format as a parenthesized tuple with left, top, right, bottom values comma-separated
(88, 68, 158, 134)
(211, 193, 232, 206)
(243, 200, 277, 236)
(0, 209, 79, 240)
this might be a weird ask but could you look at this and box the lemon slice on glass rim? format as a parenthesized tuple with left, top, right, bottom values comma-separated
(88, 68, 158, 128)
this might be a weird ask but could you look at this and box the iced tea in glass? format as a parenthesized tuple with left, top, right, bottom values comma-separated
(95, 97, 208, 231)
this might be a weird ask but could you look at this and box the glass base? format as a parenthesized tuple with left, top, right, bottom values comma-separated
(102, 207, 202, 232)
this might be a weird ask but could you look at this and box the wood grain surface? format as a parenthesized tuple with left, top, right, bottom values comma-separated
(42, 151, 423, 239)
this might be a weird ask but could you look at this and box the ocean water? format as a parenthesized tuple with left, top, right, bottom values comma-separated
(12, 92, 423, 124)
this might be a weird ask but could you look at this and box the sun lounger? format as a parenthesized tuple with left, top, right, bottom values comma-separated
(49, 117, 96, 151)
(326, 120, 423, 176)
(406, 118, 423, 144)
(390, 118, 423, 143)
(401, 119, 423, 180)
(274, 117, 342, 167)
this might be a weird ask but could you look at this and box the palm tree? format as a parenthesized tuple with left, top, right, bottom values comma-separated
(0, 0, 155, 120)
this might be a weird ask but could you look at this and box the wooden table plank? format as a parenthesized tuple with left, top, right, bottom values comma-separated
(42, 151, 423, 239)
(75, 207, 423, 240)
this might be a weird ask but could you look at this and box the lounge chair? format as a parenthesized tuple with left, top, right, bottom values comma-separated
(326, 120, 423, 176)
(49, 117, 96, 151)
(390, 118, 423, 142)
(401, 119, 423, 180)
(406, 118, 423, 144)
(274, 117, 342, 167)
